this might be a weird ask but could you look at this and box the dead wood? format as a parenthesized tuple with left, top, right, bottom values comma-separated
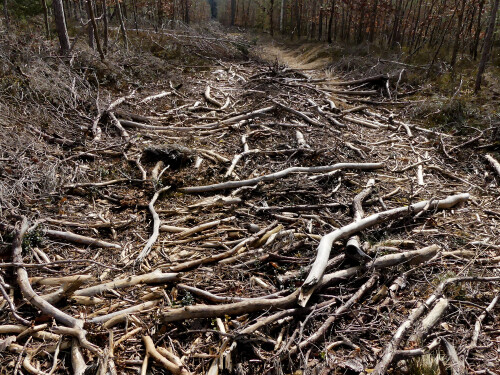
(180, 162, 384, 193)
(372, 276, 500, 375)
(299, 194, 468, 307)
(135, 186, 171, 265)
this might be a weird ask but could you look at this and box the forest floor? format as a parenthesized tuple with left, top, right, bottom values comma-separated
(0, 24, 499, 375)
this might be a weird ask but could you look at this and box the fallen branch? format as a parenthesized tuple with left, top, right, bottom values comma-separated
(204, 86, 223, 108)
(135, 186, 171, 265)
(75, 270, 179, 297)
(44, 229, 121, 249)
(180, 162, 384, 193)
(299, 193, 469, 307)
(485, 154, 500, 178)
(143, 335, 191, 375)
(372, 276, 500, 375)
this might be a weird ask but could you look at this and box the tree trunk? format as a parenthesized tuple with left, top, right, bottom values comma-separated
(41, 0, 50, 38)
(230, 0, 236, 26)
(132, 0, 139, 32)
(318, 7, 323, 40)
(472, 0, 485, 59)
(184, 0, 189, 24)
(475, 0, 500, 92)
(53, 0, 71, 54)
(368, 0, 379, 43)
(3, 0, 9, 29)
(102, 0, 108, 54)
(269, 0, 275, 35)
(327, 0, 335, 43)
(116, 0, 129, 50)
(85, 0, 95, 50)
(450, 0, 467, 67)
(86, 0, 105, 60)
(208, 0, 217, 18)
(280, 0, 286, 33)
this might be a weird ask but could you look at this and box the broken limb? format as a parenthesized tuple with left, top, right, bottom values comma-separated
(272, 99, 323, 127)
(180, 162, 384, 193)
(372, 276, 500, 375)
(162, 246, 440, 324)
(345, 179, 375, 263)
(485, 154, 500, 178)
(44, 229, 121, 249)
(176, 216, 235, 239)
(74, 270, 179, 297)
(142, 335, 191, 375)
(468, 294, 499, 351)
(134, 186, 171, 265)
(12, 218, 83, 329)
(299, 193, 469, 307)
(289, 274, 379, 355)
(168, 222, 278, 272)
(204, 86, 223, 108)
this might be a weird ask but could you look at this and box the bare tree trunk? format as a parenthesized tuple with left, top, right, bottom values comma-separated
(41, 0, 50, 37)
(53, 0, 71, 54)
(472, 0, 485, 59)
(269, 0, 275, 35)
(327, 0, 335, 43)
(85, 0, 95, 50)
(450, 0, 467, 67)
(116, 0, 129, 50)
(475, 0, 500, 92)
(368, 0, 379, 42)
(132, 0, 138, 32)
(3, 0, 9, 29)
(86, 0, 105, 60)
(231, 0, 236, 26)
(280, 0, 286, 33)
(102, 0, 108, 54)
(184, 0, 189, 24)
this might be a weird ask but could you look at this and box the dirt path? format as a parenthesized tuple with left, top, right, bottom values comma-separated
(1, 36, 499, 375)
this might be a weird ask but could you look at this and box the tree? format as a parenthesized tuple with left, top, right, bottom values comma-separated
(53, 0, 71, 54)
(3, 0, 9, 29)
(86, 0, 105, 60)
(41, 0, 50, 38)
(475, 0, 500, 92)
(230, 0, 236, 26)
(207, 0, 217, 18)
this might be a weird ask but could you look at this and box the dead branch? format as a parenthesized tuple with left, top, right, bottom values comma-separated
(372, 276, 500, 375)
(180, 162, 384, 193)
(135, 186, 171, 265)
(299, 194, 469, 307)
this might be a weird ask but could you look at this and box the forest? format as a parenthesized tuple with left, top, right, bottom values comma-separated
(0, 0, 499, 374)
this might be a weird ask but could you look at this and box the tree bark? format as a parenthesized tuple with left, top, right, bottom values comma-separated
(53, 0, 71, 54)
(475, 0, 500, 92)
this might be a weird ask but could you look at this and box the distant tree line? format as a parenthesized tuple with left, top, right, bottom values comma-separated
(2, 0, 499, 91)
